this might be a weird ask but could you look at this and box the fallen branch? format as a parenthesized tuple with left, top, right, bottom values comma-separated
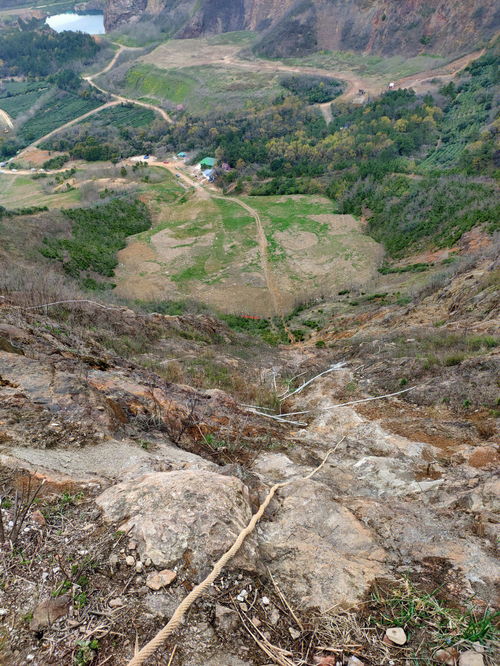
(125, 448, 335, 666)
(242, 408, 307, 426)
(284, 384, 420, 417)
(280, 362, 346, 401)
(238, 609, 295, 666)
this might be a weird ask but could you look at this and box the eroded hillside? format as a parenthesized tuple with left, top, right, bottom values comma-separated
(105, 0, 500, 57)
(0, 235, 498, 665)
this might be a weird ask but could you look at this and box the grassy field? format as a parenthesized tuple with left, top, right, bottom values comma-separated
(0, 172, 80, 209)
(245, 195, 383, 280)
(114, 188, 383, 316)
(279, 50, 450, 82)
(124, 64, 196, 105)
(121, 62, 283, 114)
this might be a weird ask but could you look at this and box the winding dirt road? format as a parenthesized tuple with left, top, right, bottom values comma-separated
(15, 44, 172, 161)
(220, 49, 484, 121)
(13, 39, 483, 158)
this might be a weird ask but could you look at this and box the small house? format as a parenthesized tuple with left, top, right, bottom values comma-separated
(177, 152, 187, 158)
(202, 168, 215, 182)
(199, 157, 216, 170)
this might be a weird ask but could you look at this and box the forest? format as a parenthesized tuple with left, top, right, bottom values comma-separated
(0, 27, 101, 77)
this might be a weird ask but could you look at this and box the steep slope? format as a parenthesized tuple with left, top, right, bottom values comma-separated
(253, 0, 500, 57)
(104, 0, 500, 57)
(0, 238, 498, 665)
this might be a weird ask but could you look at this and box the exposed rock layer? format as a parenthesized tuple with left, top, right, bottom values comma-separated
(104, 0, 500, 57)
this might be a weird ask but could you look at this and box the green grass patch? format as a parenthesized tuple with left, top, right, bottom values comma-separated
(245, 195, 331, 235)
(214, 198, 254, 231)
(0, 173, 80, 209)
(220, 314, 289, 345)
(379, 262, 433, 274)
(369, 578, 499, 651)
(124, 64, 195, 104)
(243, 194, 331, 261)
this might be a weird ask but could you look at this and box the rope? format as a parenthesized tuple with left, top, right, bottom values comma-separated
(125, 448, 335, 666)
(1, 299, 125, 312)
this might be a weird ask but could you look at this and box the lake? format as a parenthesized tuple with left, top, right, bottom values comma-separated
(46, 12, 105, 35)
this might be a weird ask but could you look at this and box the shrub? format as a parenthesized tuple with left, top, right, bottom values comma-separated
(444, 354, 465, 366)
(40, 199, 151, 285)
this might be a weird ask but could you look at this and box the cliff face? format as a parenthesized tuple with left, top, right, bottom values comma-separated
(105, 0, 499, 56)
(254, 0, 500, 58)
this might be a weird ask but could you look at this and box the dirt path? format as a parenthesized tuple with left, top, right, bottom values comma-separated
(15, 101, 122, 158)
(0, 108, 14, 129)
(222, 49, 483, 112)
(214, 193, 285, 320)
(85, 41, 173, 123)
(149, 159, 289, 326)
(14, 44, 173, 162)
(83, 76, 173, 123)
(397, 49, 485, 91)
(92, 43, 142, 78)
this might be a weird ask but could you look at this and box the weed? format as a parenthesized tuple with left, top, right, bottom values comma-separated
(74, 639, 99, 666)
(74, 592, 88, 609)
(444, 354, 465, 366)
(468, 336, 498, 350)
(368, 578, 499, 650)
(461, 610, 499, 642)
(52, 580, 72, 597)
(204, 434, 229, 449)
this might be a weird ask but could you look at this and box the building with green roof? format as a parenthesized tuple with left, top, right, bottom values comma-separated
(199, 157, 216, 169)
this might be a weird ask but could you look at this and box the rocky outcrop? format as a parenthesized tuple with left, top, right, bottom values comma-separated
(105, 0, 147, 31)
(104, 0, 500, 57)
(253, 0, 500, 58)
(259, 478, 387, 610)
(96, 470, 260, 574)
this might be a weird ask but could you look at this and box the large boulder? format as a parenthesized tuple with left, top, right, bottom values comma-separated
(96, 470, 259, 576)
(258, 479, 387, 611)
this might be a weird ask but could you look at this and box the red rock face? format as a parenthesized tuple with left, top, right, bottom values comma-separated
(105, 0, 499, 57)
